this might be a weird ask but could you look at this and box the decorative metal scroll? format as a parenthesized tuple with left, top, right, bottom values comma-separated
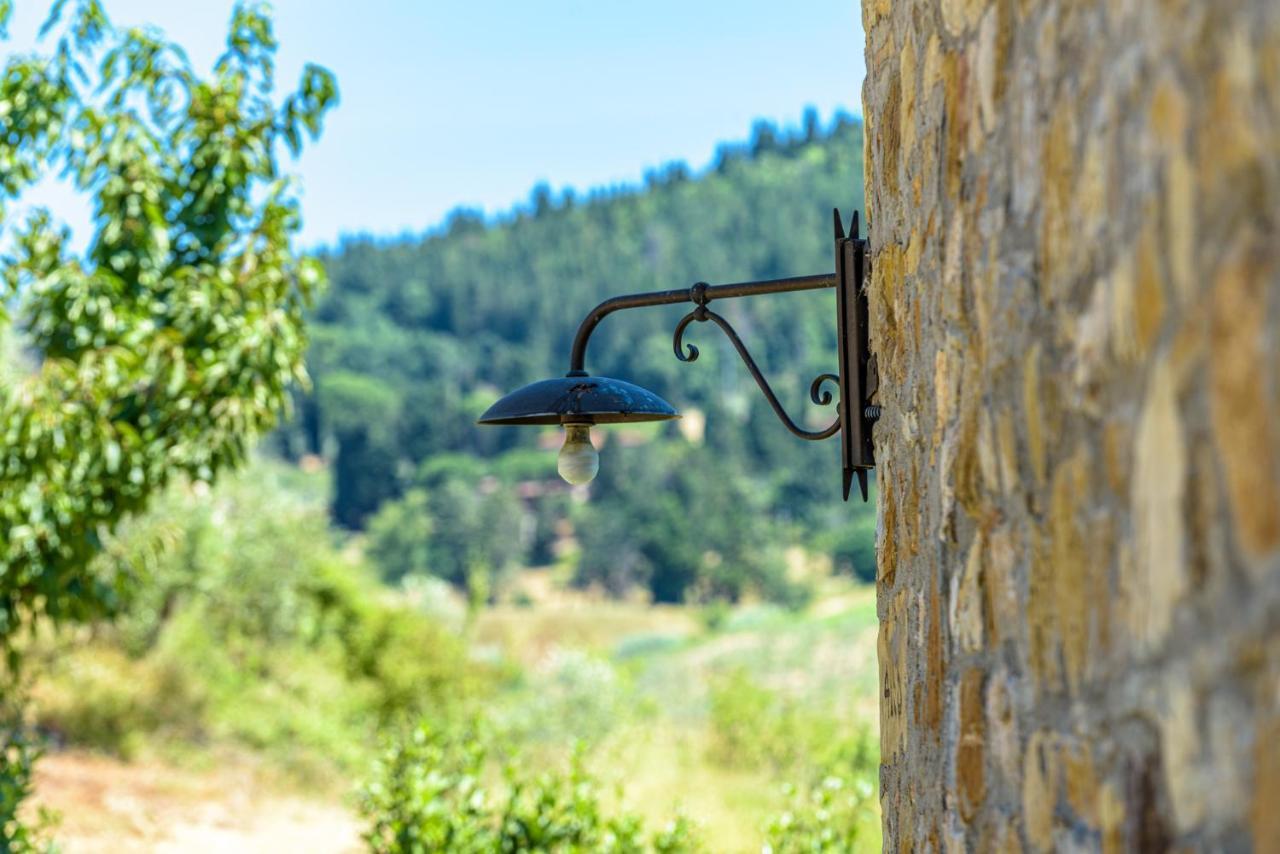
(671, 296, 841, 441)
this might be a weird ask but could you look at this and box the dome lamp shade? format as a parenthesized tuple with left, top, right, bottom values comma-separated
(476, 374, 679, 426)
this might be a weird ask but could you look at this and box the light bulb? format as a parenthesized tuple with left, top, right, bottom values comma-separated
(557, 423, 599, 485)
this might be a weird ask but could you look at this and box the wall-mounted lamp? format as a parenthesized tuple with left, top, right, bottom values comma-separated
(479, 209, 878, 501)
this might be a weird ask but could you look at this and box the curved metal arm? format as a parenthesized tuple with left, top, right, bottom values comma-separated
(567, 273, 835, 374)
(672, 306, 841, 441)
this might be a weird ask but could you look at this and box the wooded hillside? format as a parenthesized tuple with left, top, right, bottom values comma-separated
(285, 114, 875, 602)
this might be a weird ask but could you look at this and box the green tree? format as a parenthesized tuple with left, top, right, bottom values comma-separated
(366, 488, 434, 583)
(821, 510, 878, 584)
(0, 0, 335, 649)
(365, 475, 526, 598)
(575, 443, 798, 605)
(0, 1, 335, 844)
(317, 370, 401, 527)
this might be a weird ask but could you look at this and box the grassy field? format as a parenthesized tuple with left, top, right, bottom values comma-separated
(29, 559, 881, 852)
(474, 581, 882, 851)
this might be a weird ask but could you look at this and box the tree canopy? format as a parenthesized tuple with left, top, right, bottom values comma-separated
(0, 0, 336, 652)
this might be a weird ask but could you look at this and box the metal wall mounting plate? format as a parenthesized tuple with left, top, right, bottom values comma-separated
(833, 209, 877, 501)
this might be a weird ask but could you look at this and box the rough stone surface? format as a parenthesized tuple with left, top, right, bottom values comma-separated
(860, 0, 1280, 849)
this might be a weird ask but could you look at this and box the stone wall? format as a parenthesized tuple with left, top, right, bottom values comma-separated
(861, 0, 1280, 849)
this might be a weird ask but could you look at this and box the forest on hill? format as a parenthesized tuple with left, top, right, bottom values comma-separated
(282, 112, 877, 604)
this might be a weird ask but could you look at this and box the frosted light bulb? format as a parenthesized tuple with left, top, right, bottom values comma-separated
(557, 424, 599, 485)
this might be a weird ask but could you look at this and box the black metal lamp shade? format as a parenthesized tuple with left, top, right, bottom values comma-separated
(476, 374, 679, 426)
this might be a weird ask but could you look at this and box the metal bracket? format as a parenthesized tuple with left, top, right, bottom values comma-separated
(834, 209, 877, 501)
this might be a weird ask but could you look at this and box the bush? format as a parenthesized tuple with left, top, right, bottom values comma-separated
(359, 725, 702, 853)
(1, 719, 56, 853)
(366, 490, 436, 584)
(705, 668, 880, 849)
(491, 650, 629, 748)
(365, 480, 527, 596)
(575, 445, 801, 605)
(820, 514, 877, 584)
(696, 601, 731, 634)
(763, 774, 877, 853)
(27, 462, 490, 774)
(401, 574, 468, 633)
(706, 668, 784, 770)
(29, 646, 205, 758)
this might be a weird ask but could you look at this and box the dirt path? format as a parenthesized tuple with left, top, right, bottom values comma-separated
(31, 751, 362, 853)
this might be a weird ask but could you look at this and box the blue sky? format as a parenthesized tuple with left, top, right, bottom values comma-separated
(5, 0, 864, 248)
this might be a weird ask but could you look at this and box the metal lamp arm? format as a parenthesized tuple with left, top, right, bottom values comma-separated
(566, 274, 836, 375)
(563, 208, 876, 502)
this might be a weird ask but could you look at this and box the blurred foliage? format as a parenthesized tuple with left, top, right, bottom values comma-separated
(706, 668, 876, 775)
(368, 477, 524, 596)
(763, 773, 877, 854)
(367, 489, 436, 583)
(279, 110, 876, 606)
(490, 648, 632, 749)
(27, 462, 492, 772)
(361, 619, 880, 852)
(0, 0, 334, 844)
(0, 0, 335, 653)
(359, 725, 703, 854)
(0, 716, 56, 853)
(707, 668, 879, 850)
(818, 505, 878, 584)
(576, 443, 798, 605)
(27, 456, 880, 848)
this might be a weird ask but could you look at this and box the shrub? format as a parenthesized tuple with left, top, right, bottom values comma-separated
(706, 668, 786, 770)
(359, 725, 703, 854)
(29, 645, 205, 757)
(705, 668, 880, 849)
(575, 445, 800, 606)
(763, 774, 877, 853)
(1, 720, 56, 853)
(365, 480, 527, 596)
(27, 463, 490, 774)
(696, 601, 731, 634)
(820, 515, 877, 584)
(400, 574, 468, 634)
(366, 490, 435, 583)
